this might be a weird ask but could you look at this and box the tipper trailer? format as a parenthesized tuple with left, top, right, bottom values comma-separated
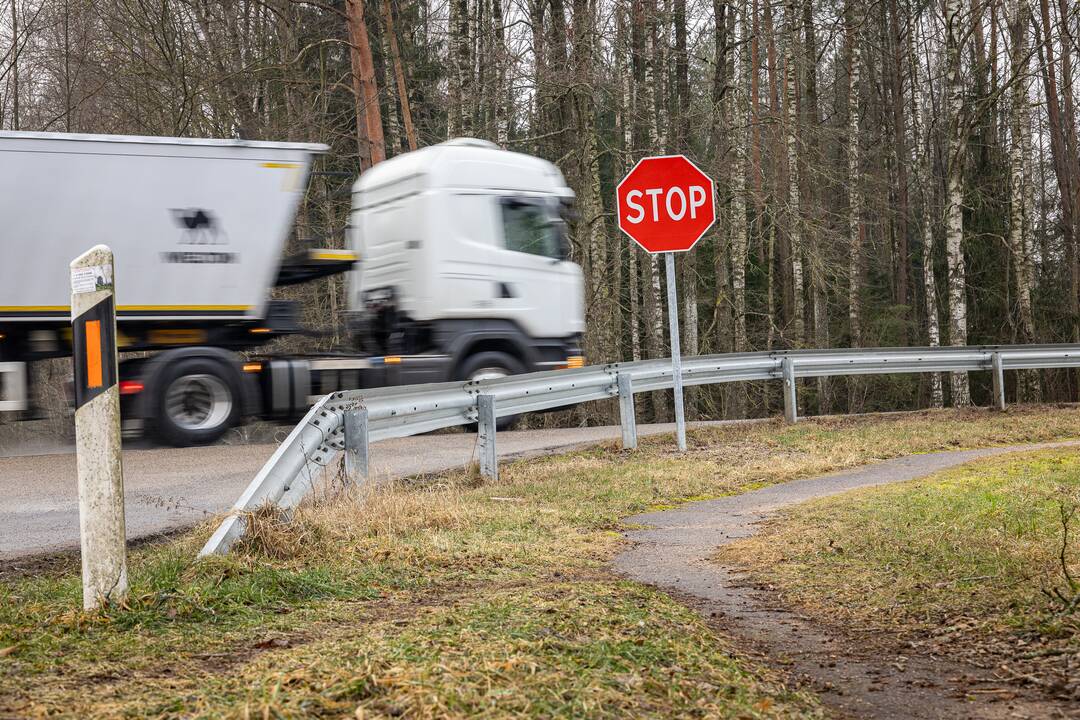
(0, 133, 585, 446)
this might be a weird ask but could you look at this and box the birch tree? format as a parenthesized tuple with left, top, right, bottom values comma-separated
(1008, 0, 1040, 400)
(944, 0, 971, 406)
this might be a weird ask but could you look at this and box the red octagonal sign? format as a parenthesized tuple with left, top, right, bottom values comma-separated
(616, 155, 716, 254)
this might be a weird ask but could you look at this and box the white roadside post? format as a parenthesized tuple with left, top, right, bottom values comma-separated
(616, 155, 715, 453)
(70, 245, 128, 610)
(665, 253, 687, 451)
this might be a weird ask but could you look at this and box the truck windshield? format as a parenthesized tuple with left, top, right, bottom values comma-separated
(501, 199, 564, 259)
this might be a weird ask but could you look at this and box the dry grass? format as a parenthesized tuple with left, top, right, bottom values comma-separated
(3, 406, 1080, 717)
(719, 446, 1080, 700)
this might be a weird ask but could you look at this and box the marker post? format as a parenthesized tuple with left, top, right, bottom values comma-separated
(71, 245, 128, 610)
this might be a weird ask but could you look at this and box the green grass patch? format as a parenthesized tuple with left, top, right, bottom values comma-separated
(719, 445, 1080, 698)
(2, 406, 1079, 717)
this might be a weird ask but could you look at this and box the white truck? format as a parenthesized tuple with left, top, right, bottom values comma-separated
(0, 133, 585, 445)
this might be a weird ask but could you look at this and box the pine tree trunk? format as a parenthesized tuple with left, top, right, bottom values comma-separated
(347, 0, 385, 168)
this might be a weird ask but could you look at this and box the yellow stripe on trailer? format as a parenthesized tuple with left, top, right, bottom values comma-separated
(0, 304, 252, 314)
(309, 250, 358, 262)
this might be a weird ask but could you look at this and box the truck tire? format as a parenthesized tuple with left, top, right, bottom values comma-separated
(458, 351, 525, 431)
(150, 357, 240, 447)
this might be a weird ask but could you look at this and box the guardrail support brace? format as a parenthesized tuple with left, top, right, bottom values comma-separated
(991, 352, 1006, 411)
(617, 373, 638, 450)
(344, 408, 370, 482)
(477, 394, 498, 481)
(782, 357, 798, 423)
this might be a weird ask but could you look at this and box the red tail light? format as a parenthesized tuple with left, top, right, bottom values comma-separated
(119, 380, 144, 395)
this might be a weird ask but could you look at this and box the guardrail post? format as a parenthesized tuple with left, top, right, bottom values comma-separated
(70, 245, 127, 610)
(344, 408, 370, 483)
(477, 394, 498, 481)
(782, 357, 798, 424)
(991, 352, 1006, 411)
(617, 373, 638, 450)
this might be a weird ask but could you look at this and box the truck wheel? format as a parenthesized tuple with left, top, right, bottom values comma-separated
(151, 358, 240, 447)
(459, 351, 525, 431)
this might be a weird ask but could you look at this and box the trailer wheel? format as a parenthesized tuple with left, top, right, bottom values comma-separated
(151, 358, 240, 446)
(459, 351, 525, 431)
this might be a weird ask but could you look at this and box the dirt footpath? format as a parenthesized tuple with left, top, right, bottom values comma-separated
(615, 441, 1080, 720)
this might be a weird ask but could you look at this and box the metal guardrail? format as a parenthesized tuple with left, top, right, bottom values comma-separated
(199, 343, 1080, 556)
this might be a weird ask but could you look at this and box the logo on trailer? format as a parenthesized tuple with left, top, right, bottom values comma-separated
(163, 208, 238, 264)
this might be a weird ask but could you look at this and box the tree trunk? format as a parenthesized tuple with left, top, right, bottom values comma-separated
(448, 0, 470, 136)
(728, 0, 750, 417)
(10, 0, 18, 130)
(785, 0, 804, 346)
(944, 0, 970, 406)
(347, 0, 385, 168)
(908, 8, 943, 407)
(730, 0, 749, 357)
(1008, 0, 1040, 401)
(802, 0, 829, 412)
(491, 0, 508, 145)
(382, 0, 418, 151)
(846, 0, 862, 350)
(887, 0, 910, 310)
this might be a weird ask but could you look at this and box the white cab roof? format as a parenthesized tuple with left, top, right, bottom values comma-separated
(353, 138, 572, 197)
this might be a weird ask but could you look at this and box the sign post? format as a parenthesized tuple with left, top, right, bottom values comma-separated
(71, 245, 128, 610)
(616, 155, 716, 452)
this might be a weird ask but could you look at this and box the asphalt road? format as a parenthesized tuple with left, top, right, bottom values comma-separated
(0, 423, 694, 560)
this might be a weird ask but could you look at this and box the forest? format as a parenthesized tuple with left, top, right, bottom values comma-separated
(2, 0, 1079, 418)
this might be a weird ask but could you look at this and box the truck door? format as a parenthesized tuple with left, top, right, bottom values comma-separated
(490, 196, 583, 340)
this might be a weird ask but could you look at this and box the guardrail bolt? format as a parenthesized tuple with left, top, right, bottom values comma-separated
(477, 394, 499, 481)
(617, 373, 638, 450)
(344, 408, 370, 483)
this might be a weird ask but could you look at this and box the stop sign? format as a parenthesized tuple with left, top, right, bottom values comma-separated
(616, 155, 716, 253)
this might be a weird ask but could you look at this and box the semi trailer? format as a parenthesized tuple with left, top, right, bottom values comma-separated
(0, 132, 585, 446)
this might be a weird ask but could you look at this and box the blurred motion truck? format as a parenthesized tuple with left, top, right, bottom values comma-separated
(0, 133, 585, 445)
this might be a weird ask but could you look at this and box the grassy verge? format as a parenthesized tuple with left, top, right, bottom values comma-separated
(718, 446, 1080, 700)
(2, 406, 1080, 717)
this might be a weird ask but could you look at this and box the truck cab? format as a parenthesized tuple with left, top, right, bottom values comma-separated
(348, 138, 585, 384)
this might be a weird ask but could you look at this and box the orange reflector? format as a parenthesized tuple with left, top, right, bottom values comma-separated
(85, 320, 103, 389)
(249, 327, 272, 335)
(384, 356, 402, 365)
(119, 380, 144, 395)
(566, 356, 585, 369)
(242, 362, 263, 373)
